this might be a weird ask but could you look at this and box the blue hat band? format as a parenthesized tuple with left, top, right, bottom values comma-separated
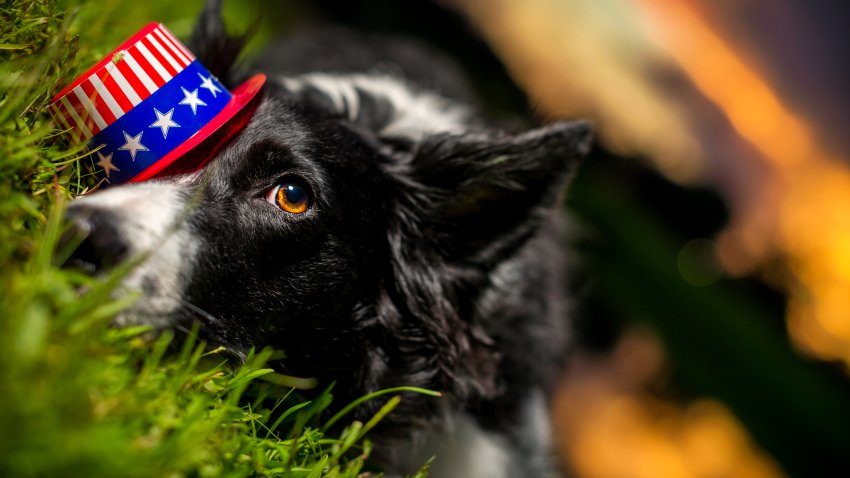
(89, 60, 232, 184)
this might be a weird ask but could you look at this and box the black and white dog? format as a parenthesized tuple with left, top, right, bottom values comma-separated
(65, 1, 591, 476)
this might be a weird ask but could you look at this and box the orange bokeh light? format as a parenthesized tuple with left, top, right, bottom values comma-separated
(636, 0, 850, 368)
(554, 330, 787, 478)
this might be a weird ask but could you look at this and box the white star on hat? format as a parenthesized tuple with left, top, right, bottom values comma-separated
(118, 131, 149, 161)
(179, 87, 207, 114)
(149, 108, 180, 139)
(96, 149, 119, 178)
(198, 73, 222, 98)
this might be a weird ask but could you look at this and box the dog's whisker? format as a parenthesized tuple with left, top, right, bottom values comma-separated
(173, 323, 193, 336)
(178, 300, 222, 325)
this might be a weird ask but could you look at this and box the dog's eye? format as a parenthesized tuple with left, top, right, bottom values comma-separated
(265, 180, 311, 214)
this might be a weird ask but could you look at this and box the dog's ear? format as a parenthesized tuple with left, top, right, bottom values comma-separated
(187, 0, 248, 83)
(408, 121, 592, 264)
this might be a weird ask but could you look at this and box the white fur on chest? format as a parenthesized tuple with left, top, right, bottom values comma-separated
(416, 411, 513, 478)
(397, 391, 556, 478)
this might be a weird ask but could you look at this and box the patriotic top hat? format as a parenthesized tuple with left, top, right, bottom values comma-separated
(50, 23, 265, 185)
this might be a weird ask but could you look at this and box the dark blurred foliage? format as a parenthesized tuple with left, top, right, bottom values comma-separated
(568, 147, 850, 476)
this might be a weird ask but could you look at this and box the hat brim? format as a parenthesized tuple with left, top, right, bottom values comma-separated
(127, 73, 267, 183)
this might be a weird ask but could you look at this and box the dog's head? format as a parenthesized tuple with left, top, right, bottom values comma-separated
(65, 1, 591, 409)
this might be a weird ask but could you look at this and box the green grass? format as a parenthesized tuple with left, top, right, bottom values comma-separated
(0, 1, 434, 476)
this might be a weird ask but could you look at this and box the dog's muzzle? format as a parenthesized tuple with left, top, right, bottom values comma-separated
(60, 181, 200, 327)
(63, 204, 131, 274)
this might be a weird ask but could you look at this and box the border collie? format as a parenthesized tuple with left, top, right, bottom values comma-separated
(64, 1, 592, 476)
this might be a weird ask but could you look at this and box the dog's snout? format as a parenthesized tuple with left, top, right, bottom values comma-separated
(63, 205, 130, 274)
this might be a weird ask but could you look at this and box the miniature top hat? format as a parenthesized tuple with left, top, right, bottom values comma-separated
(50, 22, 265, 185)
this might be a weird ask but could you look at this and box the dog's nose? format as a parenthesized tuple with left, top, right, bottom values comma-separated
(63, 204, 130, 274)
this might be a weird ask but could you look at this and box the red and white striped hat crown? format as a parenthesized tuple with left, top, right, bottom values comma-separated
(51, 23, 265, 185)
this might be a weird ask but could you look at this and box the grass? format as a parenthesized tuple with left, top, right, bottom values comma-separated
(0, 1, 435, 476)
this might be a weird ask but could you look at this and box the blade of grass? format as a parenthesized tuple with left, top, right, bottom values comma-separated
(322, 386, 442, 432)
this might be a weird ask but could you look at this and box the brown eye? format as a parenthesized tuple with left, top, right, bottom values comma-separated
(265, 181, 311, 214)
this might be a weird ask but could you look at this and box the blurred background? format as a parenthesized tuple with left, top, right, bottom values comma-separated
(75, 0, 850, 476)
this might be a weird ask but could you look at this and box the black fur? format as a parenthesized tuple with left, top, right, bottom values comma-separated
(70, 2, 592, 475)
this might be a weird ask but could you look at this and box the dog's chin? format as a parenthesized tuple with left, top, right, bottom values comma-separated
(111, 242, 198, 331)
(110, 246, 215, 339)
(111, 292, 184, 330)
(110, 287, 247, 357)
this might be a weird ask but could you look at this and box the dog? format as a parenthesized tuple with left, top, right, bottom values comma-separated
(64, 1, 592, 476)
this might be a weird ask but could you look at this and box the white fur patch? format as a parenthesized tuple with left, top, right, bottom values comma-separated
(394, 392, 557, 478)
(280, 73, 473, 142)
(515, 390, 558, 477)
(426, 412, 513, 478)
(72, 180, 198, 327)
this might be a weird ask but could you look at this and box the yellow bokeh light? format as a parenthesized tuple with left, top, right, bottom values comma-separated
(554, 331, 787, 478)
(636, 0, 850, 369)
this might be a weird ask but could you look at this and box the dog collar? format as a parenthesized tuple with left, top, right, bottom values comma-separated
(51, 23, 265, 186)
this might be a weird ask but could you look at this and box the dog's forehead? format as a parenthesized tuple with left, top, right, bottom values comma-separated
(238, 95, 316, 152)
(201, 92, 383, 199)
(207, 98, 318, 171)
